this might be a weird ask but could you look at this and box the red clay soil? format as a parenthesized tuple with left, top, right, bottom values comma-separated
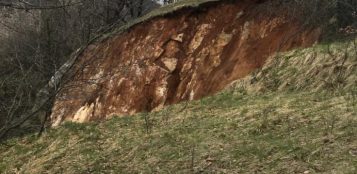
(50, 0, 320, 126)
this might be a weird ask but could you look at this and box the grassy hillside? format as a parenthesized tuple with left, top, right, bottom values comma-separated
(1, 40, 356, 173)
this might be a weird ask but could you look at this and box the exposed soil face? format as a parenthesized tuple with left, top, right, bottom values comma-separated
(50, 0, 320, 126)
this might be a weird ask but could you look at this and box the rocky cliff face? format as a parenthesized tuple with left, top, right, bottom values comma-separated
(50, 0, 321, 126)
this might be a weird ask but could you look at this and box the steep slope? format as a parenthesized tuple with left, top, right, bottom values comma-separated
(230, 38, 357, 92)
(50, 0, 321, 126)
(1, 40, 356, 173)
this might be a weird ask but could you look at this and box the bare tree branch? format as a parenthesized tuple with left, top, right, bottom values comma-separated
(0, 0, 84, 10)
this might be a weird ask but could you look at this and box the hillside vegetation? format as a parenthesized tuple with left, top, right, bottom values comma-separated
(1, 38, 356, 173)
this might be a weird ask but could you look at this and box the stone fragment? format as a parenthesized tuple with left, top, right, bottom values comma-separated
(162, 58, 178, 72)
(171, 33, 184, 42)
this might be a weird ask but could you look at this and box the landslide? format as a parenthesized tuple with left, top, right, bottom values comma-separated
(50, 0, 321, 125)
(1, 39, 356, 173)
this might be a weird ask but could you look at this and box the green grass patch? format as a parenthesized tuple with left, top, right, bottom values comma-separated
(1, 89, 356, 173)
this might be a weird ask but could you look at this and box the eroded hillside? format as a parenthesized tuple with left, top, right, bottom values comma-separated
(50, 0, 321, 126)
(1, 39, 356, 174)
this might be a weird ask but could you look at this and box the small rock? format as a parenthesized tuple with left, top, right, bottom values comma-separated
(162, 58, 178, 72)
(171, 33, 184, 42)
(236, 11, 244, 19)
(349, 149, 357, 157)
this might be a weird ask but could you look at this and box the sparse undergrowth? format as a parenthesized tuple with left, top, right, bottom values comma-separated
(230, 37, 357, 93)
(1, 37, 357, 174)
(0, 89, 356, 173)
